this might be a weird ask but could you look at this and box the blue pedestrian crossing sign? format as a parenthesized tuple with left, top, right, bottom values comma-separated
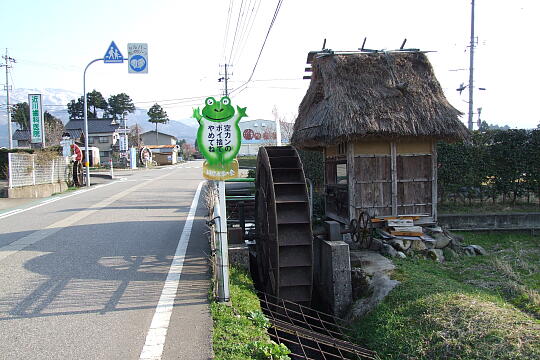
(103, 41, 124, 63)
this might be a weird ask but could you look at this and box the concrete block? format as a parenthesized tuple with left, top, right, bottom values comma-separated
(7, 182, 68, 199)
(324, 220, 342, 241)
(313, 238, 352, 317)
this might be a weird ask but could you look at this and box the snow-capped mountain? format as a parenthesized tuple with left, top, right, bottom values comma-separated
(0, 88, 198, 147)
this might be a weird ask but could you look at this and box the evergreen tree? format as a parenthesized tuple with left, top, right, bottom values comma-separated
(108, 93, 136, 120)
(10, 102, 29, 130)
(87, 90, 108, 119)
(147, 103, 169, 145)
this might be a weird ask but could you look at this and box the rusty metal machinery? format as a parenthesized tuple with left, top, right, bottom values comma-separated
(255, 146, 314, 305)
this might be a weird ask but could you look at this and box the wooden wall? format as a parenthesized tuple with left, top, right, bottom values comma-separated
(352, 138, 436, 220)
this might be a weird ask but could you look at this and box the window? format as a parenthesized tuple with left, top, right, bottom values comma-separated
(100, 151, 110, 157)
(99, 136, 109, 143)
(88, 137, 94, 144)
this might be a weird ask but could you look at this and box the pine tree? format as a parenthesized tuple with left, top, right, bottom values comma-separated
(147, 103, 169, 145)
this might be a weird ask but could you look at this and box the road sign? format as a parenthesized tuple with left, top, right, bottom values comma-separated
(28, 94, 44, 144)
(128, 43, 148, 73)
(104, 41, 124, 63)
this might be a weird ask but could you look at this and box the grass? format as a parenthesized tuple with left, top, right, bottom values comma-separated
(351, 232, 540, 360)
(211, 266, 291, 360)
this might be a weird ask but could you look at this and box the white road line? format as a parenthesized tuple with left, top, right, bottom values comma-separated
(139, 181, 204, 360)
(0, 180, 120, 221)
(0, 172, 176, 261)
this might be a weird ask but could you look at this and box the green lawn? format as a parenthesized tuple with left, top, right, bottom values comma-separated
(351, 232, 540, 360)
(211, 267, 291, 360)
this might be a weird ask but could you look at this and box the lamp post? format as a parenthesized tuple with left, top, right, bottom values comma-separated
(83, 58, 103, 187)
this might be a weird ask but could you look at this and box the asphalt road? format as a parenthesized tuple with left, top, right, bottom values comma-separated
(0, 161, 212, 360)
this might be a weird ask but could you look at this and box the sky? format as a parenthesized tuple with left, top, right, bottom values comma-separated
(2, 0, 539, 130)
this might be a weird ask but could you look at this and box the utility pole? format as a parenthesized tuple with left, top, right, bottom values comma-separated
(468, 0, 475, 131)
(2, 49, 16, 149)
(219, 64, 231, 96)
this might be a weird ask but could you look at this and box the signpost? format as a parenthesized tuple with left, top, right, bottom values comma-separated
(28, 94, 44, 145)
(128, 43, 148, 74)
(103, 41, 124, 63)
(194, 96, 248, 302)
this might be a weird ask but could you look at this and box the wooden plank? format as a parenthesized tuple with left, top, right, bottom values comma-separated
(391, 142, 397, 216)
(387, 219, 414, 227)
(347, 142, 355, 221)
(431, 140, 438, 222)
(391, 231, 424, 237)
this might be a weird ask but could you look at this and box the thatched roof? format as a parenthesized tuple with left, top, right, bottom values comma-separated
(291, 51, 469, 148)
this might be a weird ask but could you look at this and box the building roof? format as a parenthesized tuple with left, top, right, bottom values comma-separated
(63, 129, 83, 139)
(291, 51, 469, 148)
(141, 130, 177, 140)
(12, 130, 30, 141)
(65, 119, 120, 134)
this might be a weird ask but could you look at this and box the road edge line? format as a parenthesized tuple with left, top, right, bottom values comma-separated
(139, 180, 205, 360)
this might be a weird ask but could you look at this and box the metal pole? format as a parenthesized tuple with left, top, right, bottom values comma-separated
(218, 180, 230, 302)
(224, 64, 229, 97)
(4, 49, 13, 149)
(468, 0, 475, 131)
(82, 58, 103, 187)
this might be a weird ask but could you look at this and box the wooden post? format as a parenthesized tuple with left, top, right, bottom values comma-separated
(347, 141, 355, 221)
(431, 140, 438, 222)
(390, 142, 398, 216)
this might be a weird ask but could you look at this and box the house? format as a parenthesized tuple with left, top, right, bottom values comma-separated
(146, 145, 181, 165)
(64, 119, 121, 164)
(12, 130, 32, 148)
(141, 130, 177, 146)
(291, 50, 469, 224)
(238, 119, 285, 156)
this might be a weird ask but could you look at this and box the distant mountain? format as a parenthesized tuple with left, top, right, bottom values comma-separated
(0, 88, 198, 147)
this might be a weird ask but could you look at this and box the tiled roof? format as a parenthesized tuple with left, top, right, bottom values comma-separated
(141, 130, 177, 140)
(13, 130, 30, 141)
(63, 129, 83, 139)
(65, 119, 120, 134)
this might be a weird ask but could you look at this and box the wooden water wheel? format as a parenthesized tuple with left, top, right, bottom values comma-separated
(255, 146, 313, 305)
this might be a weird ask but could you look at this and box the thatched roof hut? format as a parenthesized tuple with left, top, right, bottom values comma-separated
(291, 52, 468, 149)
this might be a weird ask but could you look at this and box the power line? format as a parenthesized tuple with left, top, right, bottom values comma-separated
(231, 0, 262, 68)
(228, 0, 246, 63)
(230, 0, 284, 95)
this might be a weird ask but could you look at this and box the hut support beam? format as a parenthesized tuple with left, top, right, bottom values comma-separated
(391, 142, 398, 216)
(347, 142, 355, 221)
(431, 141, 438, 221)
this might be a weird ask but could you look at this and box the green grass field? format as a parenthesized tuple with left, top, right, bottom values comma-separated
(351, 232, 540, 359)
(211, 267, 290, 360)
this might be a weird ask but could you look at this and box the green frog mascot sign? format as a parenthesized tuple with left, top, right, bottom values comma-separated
(193, 96, 247, 180)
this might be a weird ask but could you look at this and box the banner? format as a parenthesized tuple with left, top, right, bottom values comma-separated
(29, 94, 44, 144)
(193, 96, 247, 180)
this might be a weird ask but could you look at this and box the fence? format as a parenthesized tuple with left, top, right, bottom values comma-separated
(8, 153, 70, 188)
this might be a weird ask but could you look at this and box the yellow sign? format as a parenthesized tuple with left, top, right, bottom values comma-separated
(202, 159, 239, 180)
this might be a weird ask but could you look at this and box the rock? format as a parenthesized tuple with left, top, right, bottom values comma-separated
(469, 244, 487, 256)
(381, 243, 398, 257)
(396, 251, 406, 259)
(426, 249, 445, 262)
(410, 239, 427, 251)
(432, 233, 451, 249)
(423, 238, 436, 249)
(388, 239, 409, 252)
(442, 247, 459, 261)
(464, 246, 476, 256)
(349, 250, 396, 277)
(351, 268, 372, 300)
(427, 226, 443, 233)
(369, 238, 383, 251)
(347, 273, 400, 320)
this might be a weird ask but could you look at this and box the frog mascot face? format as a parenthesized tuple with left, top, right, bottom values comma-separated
(193, 96, 247, 179)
